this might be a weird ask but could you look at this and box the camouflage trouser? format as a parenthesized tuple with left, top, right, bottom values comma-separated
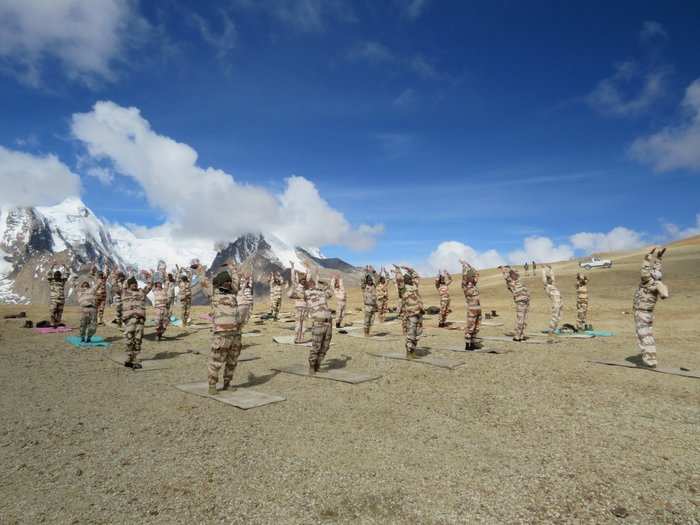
(400, 307, 408, 335)
(124, 317, 145, 362)
(363, 305, 376, 335)
(335, 300, 346, 327)
(50, 301, 64, 326)
(377, 297, 389, 322)
(634, 308, 657, 367)
(96, 295, 106, 325)
(294, 306, 308, 343)
(406, 314, 422, 354)
(270, 297, 282, 320)
(79, 306, 97, 339)
(310, 318, 332, 370)
(439, 297, 450, 325)
(576, 299, 588, 330)
(548, 294, 562, 332)
(114, 300, 123, 327)
(154, 307, 169, 337)
(208, 331, 242, 386)
(513, 300, 529, 341)
(465, 305, 481, 343)
(181, 296, 191, 326)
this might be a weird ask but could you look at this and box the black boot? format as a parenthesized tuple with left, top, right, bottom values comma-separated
(80, 336, 86, 343)
(85, 336, 92, 343)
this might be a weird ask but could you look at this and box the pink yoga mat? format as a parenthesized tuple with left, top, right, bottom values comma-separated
(199, 314, 213, 321)
(33, 326, 73, 334)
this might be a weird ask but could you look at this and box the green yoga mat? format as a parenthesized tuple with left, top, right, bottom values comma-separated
(541, 329, 615, 337)
(65, 336, 111, 348)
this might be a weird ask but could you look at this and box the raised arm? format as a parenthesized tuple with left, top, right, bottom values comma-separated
(444, 270, 452, 286)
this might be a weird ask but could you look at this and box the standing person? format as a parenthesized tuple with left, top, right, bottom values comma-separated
(94, 267, 110, 326)
(460, 260, 482, 350)
(176, 265, 192, 326)
(289, 271, 334, 374)
(330, 273, 347, 328)
(531, 261, 537, 277)
(47, 264, 70, 327)
(165, 272, 177, 319)
(73, 273, 97, 343)
(361, 265, 379, 337)
(237, 273, 254, 326)
(110, 271, 126, 327)
(289, 261, 309, 344)
(633, 247, 669, 368)
(392, 265, 407, 334)
(542, 265, 563, 333)
(122, 273, 154, 368)
(152, 278, 169, 341)
(500, 265, 530, 341)
(575, 273, 589, 331)
(376, 269, 390, 323)
(524, 262, 529, 275)
(397, 266, 424, 357)
(268, 271, 285, 321)
(435, 270, 453, 328)
(196, 264, 243, 394)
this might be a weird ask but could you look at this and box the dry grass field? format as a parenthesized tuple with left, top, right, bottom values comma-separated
(1, 239, 699, 523)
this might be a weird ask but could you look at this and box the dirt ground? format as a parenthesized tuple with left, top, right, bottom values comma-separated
(1, 241, 699, 524)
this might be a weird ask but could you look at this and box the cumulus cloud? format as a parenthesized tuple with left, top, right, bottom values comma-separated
(0, 0, 147, 87)
(507, 236, 574, 264)
(569, 227, 645, 254)
(661, 214, 700, 241)
(629, 78, 700, 172)
(70, 100, 381, 251)
(393, 88, 417, 108)
(397, 0, 429, 20)
(427, 241, 505, 274)
(0, 145, 81, 208)
(587, 60, 669, 117)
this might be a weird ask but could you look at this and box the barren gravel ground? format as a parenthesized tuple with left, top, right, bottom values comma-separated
(1, 242, 699, 524)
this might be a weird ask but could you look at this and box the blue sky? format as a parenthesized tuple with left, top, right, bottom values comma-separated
(1, 0, 699, 271)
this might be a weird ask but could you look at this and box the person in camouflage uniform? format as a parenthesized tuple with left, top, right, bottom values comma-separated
(197, 264, 243, 394)
(435, 270, 453, 327)
(361, 265, 379, 336)
(500, 265, 530, 341)
(72, 273, 98, 342)
(289, 262, 309, 343)
(110, 271, 126, 327)
(237, 273, 254, 326)
(175, 265, 192, 326)
(633, 247, 669, 368)
(91, 267, 110, 326)
(542, 265, 563, 333)
(47, 264, 70, 327)
(152, 279, 170, 341)
(289, 272, 334, 374)
(330, 274, 347, 328)
(268, 271, 285, 321)
(397, 266, 424, 357)
(376, 269, 390, 323)
(122, 274, 153, 368)
(164, 272, 177, 318)
(575, 273, 589, 331)
(392, 265, 407, 334)
(460, 260, 482, 350)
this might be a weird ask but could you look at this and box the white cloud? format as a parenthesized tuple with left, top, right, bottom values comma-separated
(397, 0, 429, 20)
(347, 41, 395, 63)
(640, 20, 668, 43)
(0, 145, 81, 208)
(661, 214, 700, 241)
(408, 54, 438, 79)
(427, 241, 505, 274)
(629, 78, 700, 172)
(70, 100, 381, 251)
(192, 10, 237, 61)
(0, 0, 147, 87)
(587, 60, 669, 117)
(508, 236, 574, 264)
(86, 166, 115, 185)
(569, 227, 645, 254)
(233, 0, 354, 33)
(393, 88, 417, 108)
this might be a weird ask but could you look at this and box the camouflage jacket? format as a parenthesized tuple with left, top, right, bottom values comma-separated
(576, 275, 588, 302)
(292, 285, 333, 321)
(634, 255, 669, 311)
(398, 282, 423, 316)
(504, 271, 529, 303)
(122, 284, 153, 320)
(330, 277, 346, 302)
(47, 272, 69, 304)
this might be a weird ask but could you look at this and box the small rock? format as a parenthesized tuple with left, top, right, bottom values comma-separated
(149, 509, 159, 516)
(75, 468, 83, 477)
(611, 506, 628, 518)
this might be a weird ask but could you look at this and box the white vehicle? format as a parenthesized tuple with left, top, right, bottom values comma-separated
(579, 256, 612, 270)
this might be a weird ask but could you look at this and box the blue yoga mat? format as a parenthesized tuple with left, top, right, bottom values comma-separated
(65, 335, 111, 348)
(584, 330, 615, 337)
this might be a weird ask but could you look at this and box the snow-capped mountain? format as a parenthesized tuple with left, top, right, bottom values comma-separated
(0, 197, 361, 304)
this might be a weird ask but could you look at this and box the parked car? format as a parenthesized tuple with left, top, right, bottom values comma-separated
(579, 256, 612, 270)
